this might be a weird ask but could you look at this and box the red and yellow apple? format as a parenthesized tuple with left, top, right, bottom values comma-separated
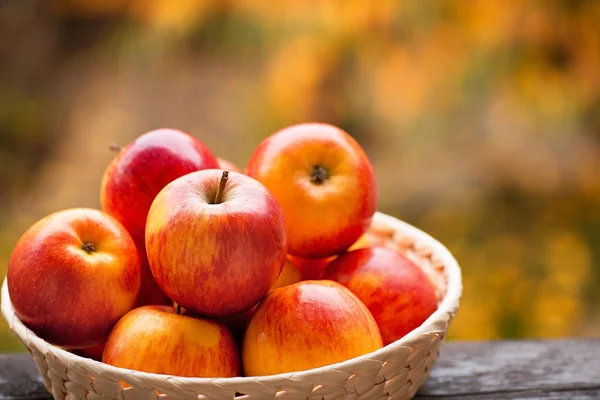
(7, 208, 141, 348)
(217, 157, 242, 173)
(215, 258, 301, 341)
(103, 306, 239, 377)
(73, 342, 105, 361)
(101, 128, 219, 306)
(273, 258, 301, 289)
(242, 280, 383, 376)
(287, 234, 370, 280)
(135, 247, 171, 306)
(348, 233, 370, 251)
(246, 123, 377, 258)
(287, 254, 335, 280)
(146, 169, 287, 317)
(324, 247, 438, 345)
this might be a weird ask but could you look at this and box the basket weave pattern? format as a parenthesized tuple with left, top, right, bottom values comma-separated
(1, 212, 462, 400)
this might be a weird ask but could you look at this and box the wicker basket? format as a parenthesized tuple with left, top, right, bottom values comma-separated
(1, 212, 462, 400)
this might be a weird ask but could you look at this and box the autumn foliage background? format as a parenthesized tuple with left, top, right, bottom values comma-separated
(1, 0, 600, 351)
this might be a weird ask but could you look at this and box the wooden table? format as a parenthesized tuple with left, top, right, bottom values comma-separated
(1, 339, 599, 399)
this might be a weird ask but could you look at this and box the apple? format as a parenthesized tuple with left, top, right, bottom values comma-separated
(246, 123, 377, 258)
(7, 208, 141, 348)
(101, 128, 219, 244)
(242, 280, 383, 376)
(348, 233, 370, 251)
(73, 342, 105, 361)
(145, 169, 287, 317)
(101, 128, 219, 305)
(103, 306, 239, 377)
(217, 157, 242, 173)
(287, 254, 335, 280)
(287, 235, 370, 280)
(135, 247, 171, 306)
(324, 247, 438, 345)
(273, 258, 301, 289)
(215, 258, 301, 341)
(209, 306, 256, 345)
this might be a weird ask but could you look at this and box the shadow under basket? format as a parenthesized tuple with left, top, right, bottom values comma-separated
(1, 212, 462, 400)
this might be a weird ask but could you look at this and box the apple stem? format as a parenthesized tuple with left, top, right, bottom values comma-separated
(176, 303, 182, 315)
(109, 144, 122, 152)
(213, 170, 229, 204)
(81, 242, 96, 253)
(310, 165, 329, 185)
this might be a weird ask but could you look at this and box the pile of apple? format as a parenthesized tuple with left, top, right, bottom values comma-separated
(7, 123, 438, 378)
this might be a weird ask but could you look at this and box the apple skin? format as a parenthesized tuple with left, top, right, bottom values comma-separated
(101, 128, 219, 306)
(101, 128, 219, 244)
(287, 234, 370, 280)
(324, 247, 438, 345)
(7, 208, 141, 348)
(215, 258, 301, 342)
(73, 342, 105, 361)
(103, 306, 240, 378)
(217, 157, 242, 173)
(246, 123, 377, 259)
(348, 233, 370, 251)
(135, 246, 172, 306)
(146, 169, 287, 317)
(273, 258, 301, 289)
(287, 254, 335, 280)
(242, 280, 383, 376)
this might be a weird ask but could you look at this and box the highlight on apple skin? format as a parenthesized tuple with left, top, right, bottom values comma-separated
(324, 246, 438, 345)
(101, 128, 219, 306)
(102, 305, 240, 378)
(7, 208, 141, 348)
(246, 123, 377, 259)
(242, 280, 383, 376)
(145, 169, 288, 317)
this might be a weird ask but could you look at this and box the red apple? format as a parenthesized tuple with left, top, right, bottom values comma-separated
(273, 258, 301, 289)
(210, 306, 256, 345)
(286, 234, 370, 281)
(103, 306, 239, 377)
(73, 342, 105, 361)
(287, 254, 335, 280)
(348, 233, 370, 251)
(217, 157, 242, 173)
(135, 247, 171, 306)
(242, 280, 383, 376)
(246, 123, 377, 258)
(145, 169, 287, 317)
(324, 247, 438, 345)
(215, 258, 301, 341)
(7, 208, 141, 348)
(101, 128, 219, 305)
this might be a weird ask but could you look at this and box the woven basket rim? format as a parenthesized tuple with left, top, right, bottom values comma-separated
(1, 211, 462, 387)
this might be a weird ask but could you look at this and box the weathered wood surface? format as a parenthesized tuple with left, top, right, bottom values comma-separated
(415, 338, 600, 399)
(1, 339, 599, 399)
(0, 353, 51, 400)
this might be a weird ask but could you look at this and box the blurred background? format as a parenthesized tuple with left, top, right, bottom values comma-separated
(1, 0, 599, 351)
